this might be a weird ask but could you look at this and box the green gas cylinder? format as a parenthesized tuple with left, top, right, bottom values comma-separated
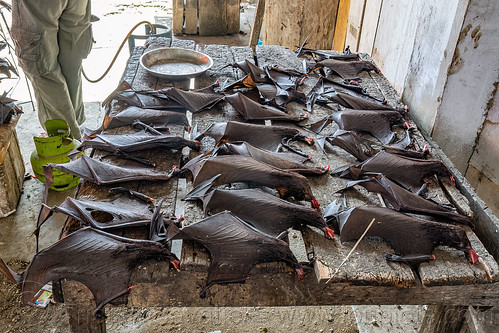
(30, 119, 81, 191)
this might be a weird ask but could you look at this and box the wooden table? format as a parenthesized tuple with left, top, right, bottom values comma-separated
(60, 38, 499, 332)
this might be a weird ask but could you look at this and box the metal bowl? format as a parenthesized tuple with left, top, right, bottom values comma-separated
(139, 47, 214, 80)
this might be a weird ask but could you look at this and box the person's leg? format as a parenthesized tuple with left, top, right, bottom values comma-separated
(11, 0, 84, 139)
(58, 0, 92, 126)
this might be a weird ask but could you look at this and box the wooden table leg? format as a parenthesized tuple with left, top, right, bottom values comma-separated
(62, 280, 106, 333)
(419, 305, 467, 333)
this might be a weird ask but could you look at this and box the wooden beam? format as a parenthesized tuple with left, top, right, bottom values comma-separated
(333, 0, 351, 50)
(172, 0, 184, 35)
(184, 0, 198, 35)
(249, 0, 265, 48)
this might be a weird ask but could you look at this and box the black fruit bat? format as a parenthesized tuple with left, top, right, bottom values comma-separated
(258, 66, 307, 106)
(313, 59, 380, 80)
(332, 151, 453, 193)
(195, 121, 315, 151)
(225, 92, 307, 122)
(101, 106, 189, 130)
(341, 174, 474, 228)
(221, 59, 268, 91)
(199, 188, 334, 239)
(73, 131, 200, 164)
(0, 227, 180, 318)
(43, 155, 179, 194)
(182, 155, 320, 208)
(327, 206, 478, 266)
(225, 142, 328, 175)
(165, 211, 304, 297)
(317, 130, 378, 161)
(146, 86, 224, 113)
(37, 192, 158, 231)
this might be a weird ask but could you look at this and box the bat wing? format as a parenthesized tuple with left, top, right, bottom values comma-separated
(20, 228, 178, 315)
(44, 155, 178, 186)
(329, 91, 398, 110)
(103, 106, 189, 130)
(317, 59, 378, 79)
(203, 188, 330, 237)
(161, 87, 224, 113)
(346, 174, 473, 227)
(225, 142, 326, 175)
(327, 130, 378, 161)
(166, 211, 303, 297)
(331, 110, 403, 144)
(37, 195, 154, 231)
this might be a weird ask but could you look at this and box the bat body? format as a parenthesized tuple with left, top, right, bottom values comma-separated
(150, 86, 224, 113)
(225, 142, 328, 175)
(44, 155, 179, 187)
(343, 174, 473, 228)
(315, 59, 379, 80)
(334, 206, 478, 266)
(332, 151, 452, 193)
(182, 155, 319, 207)
(330, 109, 404, 144)
(318, 130, 377, 161)
(201, 188, 334, 238)
(102, 106, 189, 130)
(166, 211, 304, 297)
(196, 121, 313, 151)
(225, 92, 307, 122)
(77, 132, 200, 154)
(0, 227, 179, 317)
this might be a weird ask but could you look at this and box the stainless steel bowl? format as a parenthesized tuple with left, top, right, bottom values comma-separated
(139, 47, 214, 80)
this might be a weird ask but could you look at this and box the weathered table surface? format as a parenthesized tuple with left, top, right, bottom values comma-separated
(62, 38, 499, 332)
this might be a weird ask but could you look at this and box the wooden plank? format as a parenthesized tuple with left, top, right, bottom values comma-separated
(63, 280, 106, 333)
(199, 0, 228, 36)
(249, 0, 265, 48)
(226, 0, 240, 34)
(301, 0, 340, 49)
(419, 305, 467, 333)
(332, 0, 351, 51)
(357, 0, 382, 54)
(344, 0, 366, 52)
(172, 0, 184, 35)
(262, 0, 304, 49)
(128, 268, 499, 306)
(287, 228, 310, 264)
(184, 0, 198, 35)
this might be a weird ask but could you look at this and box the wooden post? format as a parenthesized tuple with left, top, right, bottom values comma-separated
(184, 0, 198, 35)
(262, 0, 340, 50)
(172, 0, 184, 35)
(249, 0, 265, 48)
(63, 280, 106, 333)
(332, 0, 351, 50)
(418, 305, 467, 333)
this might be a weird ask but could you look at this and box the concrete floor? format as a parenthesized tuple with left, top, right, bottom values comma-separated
(0, 2, 426, 332)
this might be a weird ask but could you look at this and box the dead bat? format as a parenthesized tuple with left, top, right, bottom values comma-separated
(147, 86, 224, 113)
(0, 58, 18, 78)
(195, 121, 315, 151)
(326, 109, 405, 144)
(225, 92, 307, 122)
(102, 106, 189, 130)
(329, 206, 478, 266)
(37, 192, 157, 232)
(259, 66, 307, 106)
(318, 130, 378, 161)
(298, 48, 360, 61)
(43, 155, 179, 195)
(313, 59, 380, 80)
(182, 155, 320, 208)
(341, 174, 474, 228)
(225, 142, 328, 175)
(165, 211, 304, 297)
(75, 132, 200, 160)
(331, 151, 453, 193)
(199, 188, 334, 239)
(0, 227, 179, 318)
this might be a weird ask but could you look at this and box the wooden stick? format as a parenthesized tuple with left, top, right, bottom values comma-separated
(249, 0, 266, 48)
(326, 218, 376, 284)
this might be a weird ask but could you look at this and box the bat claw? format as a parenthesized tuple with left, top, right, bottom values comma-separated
(311, 197, 320, 210)
(466, 249, 479, 265)
(323, 227, 335, 239)
(403, 121, 411, 129)
(171, 259, 181, 272)
(450, 175, 456, 186)
(296, 267, 305, 282)
(305, 137, 315, 145)
(323, 165, 330, 172)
